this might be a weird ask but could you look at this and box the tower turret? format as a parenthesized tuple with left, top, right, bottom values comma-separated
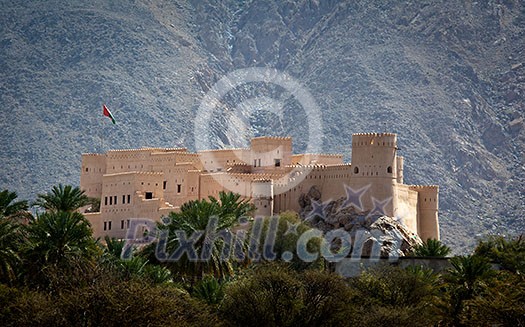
(250, 136, 292, 171)
(410, 185, 440, 241)
(251, 179, 274, 217)
(351, 133, 398, 179)
(349, 133, 399, 215)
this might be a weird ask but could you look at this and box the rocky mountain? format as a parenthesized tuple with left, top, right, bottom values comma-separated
(1, 0, 523, 252)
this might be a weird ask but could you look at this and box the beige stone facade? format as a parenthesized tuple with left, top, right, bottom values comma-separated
(80, 134, 440, 241)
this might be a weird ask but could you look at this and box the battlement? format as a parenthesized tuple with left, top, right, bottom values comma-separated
(409, 185, 439, 190)
(104, 171, 163, 177)
(253, 179, 272, 183)
(107, 147, 186, 153)
(251, 136, 292, 141)
(352, 133, 397, 147)
(297, 153, 343, 157)
(251, 136, 293, 149)
(353, 132, 397, 137)
(82, 153, 106, 157)
(227, 162, 250, 167)
(197, 148, 249, 153)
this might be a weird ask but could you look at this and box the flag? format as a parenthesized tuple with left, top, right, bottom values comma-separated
(103, 104, 116, 124)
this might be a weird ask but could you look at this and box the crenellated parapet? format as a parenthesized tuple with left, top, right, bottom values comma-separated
(352, 133, 397, 148)
(82, 153, 107, 157)
(251, 136, 292, 141)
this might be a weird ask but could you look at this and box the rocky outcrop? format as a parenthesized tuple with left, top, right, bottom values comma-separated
(300, 191, 421, 257)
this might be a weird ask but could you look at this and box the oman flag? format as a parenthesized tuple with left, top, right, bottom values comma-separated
(103, 104, 116, 124)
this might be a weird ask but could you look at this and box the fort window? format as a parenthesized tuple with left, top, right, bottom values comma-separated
(114, 196, 117, 205)
(354, 167, 359, 174)
(122, 195, 125, 204)
(121, 220, 125, 229)
(254, 159, 257, 167)
(109, 197, 113, 205)
(177, 184, 182, 193)
(258, 159, 261, 167)
(85, 167, 88, 172)
(105, 197, 108, 206)
(387, 166, 393, 174)
(108, 221, 112, 230)
(163, 181, 167, 189)
(103, 221, 107, 231)
(274, 159, 281, 167)
(145, 192, 153, 199)
(127, 195, 130, 203)
(127, 219, 130, 228)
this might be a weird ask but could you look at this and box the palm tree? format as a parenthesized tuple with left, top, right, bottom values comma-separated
(0, 218, 23, 284)
(474, 234, 525, 274)
(103, 235, 126, 259)
(0, 189, 31, 221)
(160, 191, 254, 282)
(211, 191, 255, 223)
(24, 211, 98, 270)
(33, 184, 90, 212)
(443, 255, 495, 326)
(412, 238, 451, 257)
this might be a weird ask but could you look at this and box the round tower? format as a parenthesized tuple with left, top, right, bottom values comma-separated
(251, 179, 274, 217)
(349, 133, 398, 215)
(411, 185, 440, 241)
(250, 137, 292, 171)
(396, 156, 404, 184)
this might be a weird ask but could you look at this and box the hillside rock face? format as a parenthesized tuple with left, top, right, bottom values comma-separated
(1, 0, 524, 252)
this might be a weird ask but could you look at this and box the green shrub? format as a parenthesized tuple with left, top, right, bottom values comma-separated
(220, 263, 353, 327)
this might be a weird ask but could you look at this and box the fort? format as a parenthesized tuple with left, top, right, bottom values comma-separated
(80, 133, 439, 241)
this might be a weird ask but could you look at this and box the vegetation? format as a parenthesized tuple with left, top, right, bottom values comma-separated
(220, 264, 354, 327)
(33, 184, 91, 212)
(412, 238, 451, 257)
(154, 191, 255, 283)
(253, 211, 324, 271)
(0, 186, 524, 326)
(0, 190, 29, 220)
(474, 234, 525, 274)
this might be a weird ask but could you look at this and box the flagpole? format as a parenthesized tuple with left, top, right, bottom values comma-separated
(99, 105, 104, 153)
(99, 128, 103, 153)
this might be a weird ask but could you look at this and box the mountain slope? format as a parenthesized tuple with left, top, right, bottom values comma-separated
(1, 0, 523, 252)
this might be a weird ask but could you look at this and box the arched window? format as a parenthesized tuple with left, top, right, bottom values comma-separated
(354, 167, 359, 174)
(387, 166, 392, 174)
